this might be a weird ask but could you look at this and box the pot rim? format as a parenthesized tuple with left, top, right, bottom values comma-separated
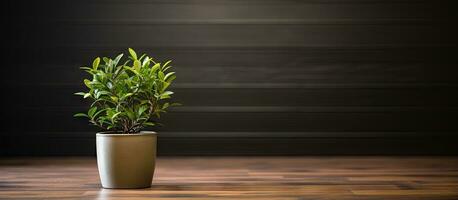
(96, 131, 157, 137)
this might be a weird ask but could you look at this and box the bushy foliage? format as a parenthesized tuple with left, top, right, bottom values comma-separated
(74, 48, 179, 134)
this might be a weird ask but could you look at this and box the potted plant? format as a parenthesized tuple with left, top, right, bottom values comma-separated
(74, 48, 179, 188)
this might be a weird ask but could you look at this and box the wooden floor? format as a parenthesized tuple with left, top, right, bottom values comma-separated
(1, 157, 458, 200)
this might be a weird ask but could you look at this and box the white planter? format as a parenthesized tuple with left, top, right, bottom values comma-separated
(96, 131, 157, 188)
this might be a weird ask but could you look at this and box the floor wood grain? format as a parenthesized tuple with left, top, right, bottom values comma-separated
(1, 157, 458, 200)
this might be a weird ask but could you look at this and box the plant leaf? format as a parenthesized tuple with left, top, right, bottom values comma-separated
(163, 60, 172, 68)
(93, 108, 106, 119)
(111, 112, 122, 121)
(121, 93, 133, 100)
(143, 122, 155, 126)
(138, 106, 148, 117)
(113, 54, 123, 66)
(83, 79, 92, 88)
(151, 63, 160, 73)
(92, 57, 100, 70)
(162, 82, 170, 91)
(137, 53, 146, 61)
(73, 113, 89, 118)
(128, 48, 137, 60)
(142, 56, 150, 68)
(88, 107, 97, 118)
(162, 91, 174, 96)
(163, 65, 172, 72)
(126, 110, 136, 120)
(123, 66, 139, 75)
(133, 60, 141, 72)
(158, 71, 165, 80)
(103, 57, 110, 64)
(110, 96, 119, 102)
(166, 75, 176, 83)
(164, 72, 175, 81)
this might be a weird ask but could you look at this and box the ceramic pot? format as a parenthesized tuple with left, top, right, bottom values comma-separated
(96, 131, 157, 188)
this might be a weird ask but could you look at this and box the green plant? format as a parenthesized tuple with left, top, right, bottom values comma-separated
(74, 48, 179, 134)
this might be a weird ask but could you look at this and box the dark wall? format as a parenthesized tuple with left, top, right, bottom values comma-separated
(2, 0, 457, 156)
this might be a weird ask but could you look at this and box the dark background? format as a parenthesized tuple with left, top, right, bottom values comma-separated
(1, 0, 457, 156)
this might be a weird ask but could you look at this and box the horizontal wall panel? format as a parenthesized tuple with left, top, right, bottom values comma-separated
(10, 0, 453, 21)
(11, 47, 458, 66)
(7, 62, 458, 85)
(8, 86, 458, 107)
(13, 24, 454, 47)
(3, 0, 457, 155)
(28, 19, 453, 26)
(9, 110, 458, 132)
(5, 131, 456, 138)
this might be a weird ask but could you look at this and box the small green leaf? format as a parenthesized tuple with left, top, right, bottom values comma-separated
(160, 95, 170, 100)
(111, 96, 119, 102)
(111, 112, 122, 121)
(121, 93, 133, 100)
(159, 91, 174, 99)
(151, 63, 160, 72)
(126, 110, 136, 120)
(83, 79, 92, 88)
(163, 60, 172, 68)
(162, 91, 174, 96)
(158, 71, 165, 80)
(95, 90, 110, 99)
(74, 113, 89, 118)
(162, 82, 171, 91)
(164, 72, 175, 81)
(142, 56, 150, 68)
(92, 57, 101, 70)
(83, 93, 91, 99)
(138, 106, 148, 116)
(88, 107, 97, 118)
(90, 99, 105, 107)
(163, 65, 172, 72)
(74, 92, 86, 96)
(133, 60, 141, 71)
(113, 54, 123, 66)
(128, 48, 137, 60)
(93, 108, 106, 119)
(138, 54, 147, 61)
(122, 60, 131, 67)
(143, 122, 155, 126)
(103, 57, 110, 64)
(123, 66, 140, 75)
(166, 75, 176, 83)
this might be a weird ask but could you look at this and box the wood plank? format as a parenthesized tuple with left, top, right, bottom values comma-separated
(1, 157, 457, 199)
